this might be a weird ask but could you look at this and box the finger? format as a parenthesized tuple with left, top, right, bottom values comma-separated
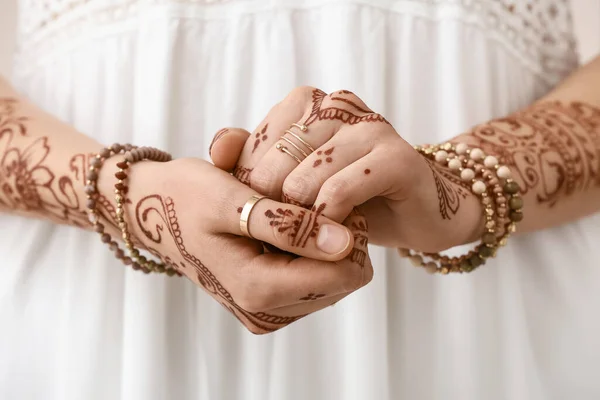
(281, 131, 374, 208)
(313, 152, 397, 222)
(233, 209, 373, 312)
(209, 128, 251, 172)
(213, 181, 355, 261)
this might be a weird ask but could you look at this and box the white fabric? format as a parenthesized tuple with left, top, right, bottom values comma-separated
(2, 1, 600, 399)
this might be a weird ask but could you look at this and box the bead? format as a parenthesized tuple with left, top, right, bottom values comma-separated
(88, 213, 98, 224)
(111, 143, 123, 152)
(440, 267, 450, 275)
(482, 232, 496, 245)
(398, 248, 411, 257)
(131, 262, 141, 271)
(166, 269, 176, 276)
(101, 233, 111, 243)
(509, 211, 524, 222)
(455, 143, 469, 155)
(122, 232, 130, 241)
(109, 241, 119, 251)
(124, 144, 134, 151)
(503, 181, 520, 194)
(116, 161, 129, 169)
(469, 255, 484, 267)
(442, 142, 453, 151)
(478, 245, 494, 258)
(508, 223, 517, 233)
(485, 208, 495, 216)
(115, 194, 123, 204)
(131, 249, 140, 257)
(425, 262, 438, 274)
(461, 168, 475, 181)
(472, 180, 487, 194)
(156, 265, 166, 273)
(435, 150, 449, 163)
(466, 160, 476, 168)
(497, 166, 511, 179)
(499, 238, 508, 247)
(409, 255, 424, 266)
(90, 157, 102, 167)
(484, 155, 498, 168)
(94, 223, 105, 233)
(115, 182, 127, 191)
(86, 170, 98, 181)
(100, 148, 111, 158)
(470, 148, 484, 161)
(509, 197, 523, 210)
(86, 199, 96, 209)
(486, 220, 496, 229)
(460, 259, 473, 272)
(115, 171, 127, 180)
(482, 196, 492, 205)
(123, 257, 132, 265)
(489, 178, 499, 186)
(448, 158, 462, 170)
(115, 249, 125, 259)
(84, 185, 96, 195)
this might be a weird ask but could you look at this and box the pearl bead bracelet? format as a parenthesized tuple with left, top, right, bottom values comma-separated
(398, 142, 524, 274)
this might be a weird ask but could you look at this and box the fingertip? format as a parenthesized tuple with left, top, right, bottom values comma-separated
(210, 128, 251, 171)
(315, 222, 355, 261)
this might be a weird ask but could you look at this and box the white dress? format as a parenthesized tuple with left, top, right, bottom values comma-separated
(2, 1, 600, 399)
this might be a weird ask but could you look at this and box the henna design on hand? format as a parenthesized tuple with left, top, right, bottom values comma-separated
(349, 214, 368, 268)
(135, 194, 305, 333)
(299, 293, 326, 301)
(461, 101, 600, 207)
(303, 89, 390, 127)
(209, 128, 229, 155)
(426, 160, 469, 220)
(233, 165, 253, 186)
(264, 203, 326, 248)
(364, 169, 371, 175)
(282, 193, 312, 210)
(313, 147, 335, 168)
(252, 124, 269, 153)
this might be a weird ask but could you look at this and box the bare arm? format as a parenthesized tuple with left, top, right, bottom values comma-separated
(455, 55, 600, 234)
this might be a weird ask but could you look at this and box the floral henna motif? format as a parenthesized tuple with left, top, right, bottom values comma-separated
(303, 89, 390, 127)
(233, 165, 253, 186)
(135, 194, 305, 333)
(313, 147, 335, 168)
(253, 124, 269, 153)
(426, 160, 469, 220)
(461, 101, 600, 207)
(264, 203, 327, 248)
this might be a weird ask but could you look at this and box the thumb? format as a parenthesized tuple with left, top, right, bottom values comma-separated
(209, 128, 251, 172)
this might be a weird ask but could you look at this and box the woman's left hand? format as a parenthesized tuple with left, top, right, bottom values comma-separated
(211, 87, 484, 252)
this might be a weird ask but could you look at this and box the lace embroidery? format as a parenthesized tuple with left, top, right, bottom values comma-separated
(15, 0, 578, 84)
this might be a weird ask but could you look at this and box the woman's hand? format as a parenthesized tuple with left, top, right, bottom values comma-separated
(110, 157, 372, 334)
(210, 87, 485, 252)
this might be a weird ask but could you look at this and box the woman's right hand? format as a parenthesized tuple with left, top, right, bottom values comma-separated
(115, 157, 372, 334)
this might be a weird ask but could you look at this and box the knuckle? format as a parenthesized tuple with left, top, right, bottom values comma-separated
(250, 166, 278, 195)
(282, 86, 318, 107)
(321, 178, 351, 204)
(234, 269, 275, 313)
(282, 175, 316, 206)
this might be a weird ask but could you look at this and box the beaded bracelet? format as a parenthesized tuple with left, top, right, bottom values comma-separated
(85, 143, 180, 276)
(398, 142, 523, 274)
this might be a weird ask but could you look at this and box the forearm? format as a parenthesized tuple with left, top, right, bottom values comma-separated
(451, 55, 600, 234)
(0, 77, 117, 229)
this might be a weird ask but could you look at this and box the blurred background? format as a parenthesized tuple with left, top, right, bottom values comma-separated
(1, 1, 598, 82)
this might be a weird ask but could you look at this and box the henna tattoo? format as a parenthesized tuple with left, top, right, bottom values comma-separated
(299, 293, 326, 301)
(426, 160, 469, 220)
(264, 203, 326, 248)
(303, 89, 390, 127)
(209, 128, 228, 155)
(237, 207, 243, 214)
(233, 165, 253, 186)
(313, 147, 335, 168)
(349, 214, 369, 268)
(135, 194, 305, 332)
(0, 98, 102, 227)
(253, 124, 269, 153)
(364, 169, 371, 175)
(461, 101, 600, 207)
(282, 193, 312, 210)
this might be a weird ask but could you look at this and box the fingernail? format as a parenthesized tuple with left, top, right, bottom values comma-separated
(317, 224, 351, 255)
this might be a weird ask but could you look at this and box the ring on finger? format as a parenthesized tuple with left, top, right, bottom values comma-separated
(284, 129, 315, 153)
(276, 143, 303, 164)
(239, 194, 268, 239)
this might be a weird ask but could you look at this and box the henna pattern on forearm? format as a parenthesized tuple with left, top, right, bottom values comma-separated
(253, 124, 269, 153)
(313, 147, 335, 168)
(0, 98, 109, 227)
(425, 160, 469, 220)
(460, 101, 600, 207)
(264, 203, 327, 248)
(303, 89, 390, 127)
(135, 194, 305, 333)
(233, 165, 253, 186)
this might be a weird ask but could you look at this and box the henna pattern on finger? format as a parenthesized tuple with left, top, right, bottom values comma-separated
(252, 124, 269, 153)
(135, 194, 306, 333)
(348, 215, 369, 269)
(313, 147, 335, 168)
(460, 101, 600, 207)
(303, 89, 390, 127)
(425, 160, 469, 220)
(299, 293, 326, 301)
(233, 165, 253, 186)
(264, 203, 327, 248)
(209, 128, 229, 155)
(282, 193, 312, 210)
(364, 169, 371, 175)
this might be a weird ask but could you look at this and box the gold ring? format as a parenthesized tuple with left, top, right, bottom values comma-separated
(284, 129, 315, 153)
(291, 123, 308, 132)
(281, 136, 309, 158)
(240, 195, 268, 239)
(276, 143, 302, 164)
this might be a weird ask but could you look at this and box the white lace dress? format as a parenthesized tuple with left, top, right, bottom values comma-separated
(2, 1, 600, 399)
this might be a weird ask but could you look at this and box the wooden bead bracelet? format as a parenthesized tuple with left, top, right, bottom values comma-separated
(85, 143, 180, 276)
(398, 142, 524, 274)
